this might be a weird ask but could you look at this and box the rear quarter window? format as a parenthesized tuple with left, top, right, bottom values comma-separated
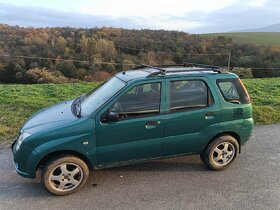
(217, 78, 251, 104)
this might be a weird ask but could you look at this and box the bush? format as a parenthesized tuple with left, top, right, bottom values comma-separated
(94, 71, 112, 81)
(231, 68, 253, 79)
(26, 68, 80, 83)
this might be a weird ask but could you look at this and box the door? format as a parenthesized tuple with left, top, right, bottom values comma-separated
(95, 81, 165, 165)
(162, 78, 221, 156)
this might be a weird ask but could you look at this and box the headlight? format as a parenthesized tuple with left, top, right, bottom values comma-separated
(15, 133, 31, 151)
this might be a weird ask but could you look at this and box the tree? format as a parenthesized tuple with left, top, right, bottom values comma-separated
(95, 39, 117, 61)
(56, 36, 67, 53)
(122, 59, 135, 70)
(58, 61, 78, 78)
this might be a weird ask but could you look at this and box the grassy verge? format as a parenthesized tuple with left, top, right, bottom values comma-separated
(243, 78, 280, 125)
(0, 78, 279, 146)
(0, 82, 99, 147)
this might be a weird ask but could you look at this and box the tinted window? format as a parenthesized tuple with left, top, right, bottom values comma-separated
(108, 82, 161, 120)
(170, 80, 212, 111)
(218, 81, 239, 100)
(217, 78, 251, 104)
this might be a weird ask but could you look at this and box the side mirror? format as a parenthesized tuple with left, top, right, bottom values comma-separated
(107, 111, 119, 122)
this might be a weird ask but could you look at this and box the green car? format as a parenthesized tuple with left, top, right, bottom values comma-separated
(12, 64, 254, 195)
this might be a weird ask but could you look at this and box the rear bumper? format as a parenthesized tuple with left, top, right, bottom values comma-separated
(240, 118, 254, 146)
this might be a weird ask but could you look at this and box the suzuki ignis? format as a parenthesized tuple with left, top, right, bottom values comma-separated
(12, 64, 254, 195)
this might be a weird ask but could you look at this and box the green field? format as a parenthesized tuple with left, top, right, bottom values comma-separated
(201, 32, 280, 46)
(0, 78, 280, 147)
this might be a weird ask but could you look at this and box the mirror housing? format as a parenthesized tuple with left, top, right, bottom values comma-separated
(107, 111, 119, 122)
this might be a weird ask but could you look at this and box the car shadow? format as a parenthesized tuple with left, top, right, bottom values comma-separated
(0, 152, 208, 199)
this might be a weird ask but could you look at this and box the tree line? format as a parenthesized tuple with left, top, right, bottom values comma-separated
(0, 24, 280, 83)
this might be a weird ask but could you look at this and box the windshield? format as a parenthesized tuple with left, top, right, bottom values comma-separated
(80, 76, 126, 116)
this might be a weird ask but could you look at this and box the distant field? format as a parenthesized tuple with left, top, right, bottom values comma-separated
(0, 78, 279, 147)
(201, 32, 280, 46)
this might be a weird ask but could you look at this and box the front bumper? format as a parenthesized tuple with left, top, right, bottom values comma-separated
(14, 162, 33, 178)
(11, 140, 37, 179)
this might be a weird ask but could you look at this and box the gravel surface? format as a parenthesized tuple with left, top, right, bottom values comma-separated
(0, 124, 279, 210)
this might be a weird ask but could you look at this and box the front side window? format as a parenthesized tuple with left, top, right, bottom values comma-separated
(106, 82, 161, 120)
(169, 80, 212, 111)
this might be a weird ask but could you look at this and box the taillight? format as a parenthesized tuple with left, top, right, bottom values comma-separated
(238, 78, 252, 103)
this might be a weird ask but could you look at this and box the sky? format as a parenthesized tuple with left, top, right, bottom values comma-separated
(0, 0, 280, 33)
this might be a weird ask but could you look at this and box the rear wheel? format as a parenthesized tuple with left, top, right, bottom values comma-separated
(201, 135, 239, 171)
(42, 155, 89, 196)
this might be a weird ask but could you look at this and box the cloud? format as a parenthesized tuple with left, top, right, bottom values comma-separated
(78, 0, 238, 17)
(249, 0, 269, 7)
(184, 0, 280, 33)
(0, 4, 137, 28)
(0, 0, 280, 33)
(0, 3, 204, 31)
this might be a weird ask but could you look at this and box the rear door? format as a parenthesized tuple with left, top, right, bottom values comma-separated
(162, 77, 221, 156)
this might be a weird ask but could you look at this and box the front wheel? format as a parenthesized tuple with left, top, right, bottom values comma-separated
(201, 135, 239, 171)
(42, 155, 89, 196)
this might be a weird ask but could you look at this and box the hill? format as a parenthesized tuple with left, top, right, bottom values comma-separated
(1, 24, 280, 83)
(201, 32, 280, 46)
(235, 23, 280, 32)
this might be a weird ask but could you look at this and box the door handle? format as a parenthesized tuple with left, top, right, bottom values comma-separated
(145, 121, 160, 129)
(205, 112, 215, 120)
(146, 121, 160, 125)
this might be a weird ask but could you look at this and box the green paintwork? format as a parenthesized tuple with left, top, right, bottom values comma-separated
(12, 69, 254, 178)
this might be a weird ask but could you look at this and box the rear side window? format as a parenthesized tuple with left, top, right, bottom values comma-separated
(217, 78, 251, 104)
(169, 80, 214, 111)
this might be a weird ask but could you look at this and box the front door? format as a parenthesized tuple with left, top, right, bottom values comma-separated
(95, 81, 165, 165)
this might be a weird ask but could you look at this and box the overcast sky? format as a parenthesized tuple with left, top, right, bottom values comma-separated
(0, 0, 279, 33)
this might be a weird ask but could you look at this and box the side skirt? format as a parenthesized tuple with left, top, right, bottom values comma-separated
(93, 151, 198, 170)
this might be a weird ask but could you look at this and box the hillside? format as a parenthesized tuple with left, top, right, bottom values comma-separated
(235, 23, 280, 33)
(201, 32, 280, 46)
(1, 24, 280, 84)
(1, 78, 280, 146)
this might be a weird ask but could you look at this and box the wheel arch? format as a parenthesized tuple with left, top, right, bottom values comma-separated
(203, 131, 241, 154)
(36, 150, 93, 171)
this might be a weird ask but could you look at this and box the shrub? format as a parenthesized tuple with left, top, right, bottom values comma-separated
(94, 71, 112, 81)
(231, 67, 253, 79)
(25, 68, 77, 83)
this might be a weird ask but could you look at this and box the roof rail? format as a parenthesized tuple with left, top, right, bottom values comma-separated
(182, 62, 220, 69)
(132, 64, 165, 71)
(131, 64, 166, 76)
(126, 63, 228, 78)
(146, 68, 228, 78)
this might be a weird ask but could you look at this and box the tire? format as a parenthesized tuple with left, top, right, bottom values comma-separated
(42, 155, 89, 196)
(199, 153, 206, 165)
(201, 135, 239, 171)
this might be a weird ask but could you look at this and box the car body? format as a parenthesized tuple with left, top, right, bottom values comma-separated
(12, 64, 254, 195)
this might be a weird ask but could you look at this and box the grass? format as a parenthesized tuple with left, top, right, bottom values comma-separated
(243, 78, 280, 125)
(201, 32, 280, 46)
(0, 82, 99, 147)
(0, 78, 279, 146)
